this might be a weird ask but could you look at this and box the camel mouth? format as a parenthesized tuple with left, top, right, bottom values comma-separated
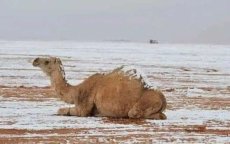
(32, 58, 40, 67)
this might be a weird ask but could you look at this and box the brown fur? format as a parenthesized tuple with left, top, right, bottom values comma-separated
(33, 57, 167, 119)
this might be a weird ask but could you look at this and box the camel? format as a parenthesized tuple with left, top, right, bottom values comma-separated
(32, 57, 167, 119)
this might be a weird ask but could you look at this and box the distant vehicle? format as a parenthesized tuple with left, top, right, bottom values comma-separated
(149, 39, 158, 44)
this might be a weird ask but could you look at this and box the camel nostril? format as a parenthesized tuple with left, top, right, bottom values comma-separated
(33, 58, 40, 66)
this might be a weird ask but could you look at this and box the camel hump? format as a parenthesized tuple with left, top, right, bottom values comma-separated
(111, 65, 156, 89)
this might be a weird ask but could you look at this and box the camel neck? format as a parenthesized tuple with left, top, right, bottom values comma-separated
(50, 69, 70, 96)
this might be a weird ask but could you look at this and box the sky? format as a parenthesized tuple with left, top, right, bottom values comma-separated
(0, 0, 230, 44)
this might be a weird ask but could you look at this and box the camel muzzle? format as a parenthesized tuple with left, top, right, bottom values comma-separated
(33, 58, 40, 66)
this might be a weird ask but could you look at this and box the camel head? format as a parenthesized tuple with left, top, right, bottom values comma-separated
(33, 57, 63, 76)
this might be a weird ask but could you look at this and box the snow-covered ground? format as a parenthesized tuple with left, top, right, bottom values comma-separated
(0, 41, 229, 88)
(0, 41, 229, 143)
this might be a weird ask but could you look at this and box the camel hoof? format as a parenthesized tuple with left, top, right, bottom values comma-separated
(159, 113, 167, 120)
(57, 108, 70, 116)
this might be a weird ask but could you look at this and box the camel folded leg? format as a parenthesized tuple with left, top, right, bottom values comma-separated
(58, 107, 77, 116)
(144, 112, 167, 120)
(58, 103, 94, 117)
(128, 106, 166, 120)
(128, 90, 166, 120)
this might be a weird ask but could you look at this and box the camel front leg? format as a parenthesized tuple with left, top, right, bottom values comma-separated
(58, 107, 77, 116)
(57, 105, 93, 117)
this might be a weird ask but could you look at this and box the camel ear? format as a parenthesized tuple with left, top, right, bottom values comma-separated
(54, 57, 62, 64)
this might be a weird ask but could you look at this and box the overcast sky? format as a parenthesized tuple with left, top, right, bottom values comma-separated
(0, 0, 229, 44)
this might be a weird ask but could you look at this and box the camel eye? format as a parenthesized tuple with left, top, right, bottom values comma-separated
(44, 60, 49, 65)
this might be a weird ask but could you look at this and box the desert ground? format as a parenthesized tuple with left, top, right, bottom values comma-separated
(0, 41, 229, 143)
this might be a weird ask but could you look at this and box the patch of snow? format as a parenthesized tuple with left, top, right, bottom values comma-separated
(166, 109, 230, 121)
(112, 65, 157, 89)
(0, 97, 141, 130)
(0, 41, 229, 89)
